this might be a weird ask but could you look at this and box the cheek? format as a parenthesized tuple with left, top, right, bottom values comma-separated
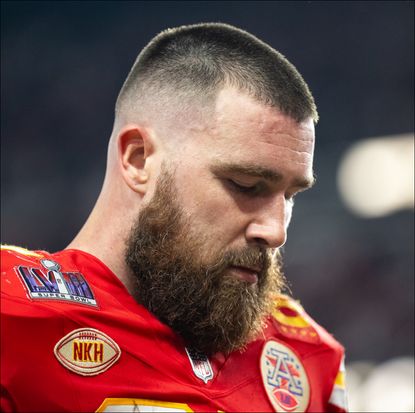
(177, 171, 243, 235)
(185, 185, 236, 226)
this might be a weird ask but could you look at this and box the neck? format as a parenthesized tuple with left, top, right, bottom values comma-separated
(66, 190, 137, 295)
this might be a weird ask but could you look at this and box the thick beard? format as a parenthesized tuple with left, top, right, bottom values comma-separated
(125, 166, 286, 356)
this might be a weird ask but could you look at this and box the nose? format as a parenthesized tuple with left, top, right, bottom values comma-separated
(245, 197, 290, 249)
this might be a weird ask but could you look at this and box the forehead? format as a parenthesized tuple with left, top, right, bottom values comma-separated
(193, 87, 315, 170)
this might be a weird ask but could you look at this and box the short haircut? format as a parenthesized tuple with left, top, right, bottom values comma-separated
(115, 22, 318, 124)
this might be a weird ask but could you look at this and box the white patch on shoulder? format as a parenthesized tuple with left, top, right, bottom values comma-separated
(54, 328, 121, 376)
(260, 339, 310, 412)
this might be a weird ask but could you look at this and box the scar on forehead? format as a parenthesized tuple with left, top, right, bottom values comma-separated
(210, 162, 316, 189)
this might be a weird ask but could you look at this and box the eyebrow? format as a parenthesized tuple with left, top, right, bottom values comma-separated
(210, 162, 316, 190)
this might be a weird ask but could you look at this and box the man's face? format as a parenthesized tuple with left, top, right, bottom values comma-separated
(125, 88, 315, 355)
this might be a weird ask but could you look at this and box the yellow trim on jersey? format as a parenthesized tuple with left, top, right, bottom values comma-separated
(0, 245, 43, 257)
(95, 398, 194, 412)
(334, 370, 346, 389)
(272, 309, 310, 327)
(272, 295, 310, 327)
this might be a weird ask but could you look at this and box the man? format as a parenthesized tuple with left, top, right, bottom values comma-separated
(1, 23, 347, 412)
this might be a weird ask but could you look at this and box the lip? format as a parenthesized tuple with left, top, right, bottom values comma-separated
(229, 265, 259, 284)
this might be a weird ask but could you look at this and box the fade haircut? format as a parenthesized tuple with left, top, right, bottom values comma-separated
(115, 22, 318, 126)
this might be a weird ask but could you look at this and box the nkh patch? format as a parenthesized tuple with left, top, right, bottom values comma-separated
(185, 347, 214, 384)
(260, 340, 310, 412)
(54, 328, 121, 376)
(16, 259, 97, 307)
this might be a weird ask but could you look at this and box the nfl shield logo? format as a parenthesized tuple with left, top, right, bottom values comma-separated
(185, 347, 214, 384)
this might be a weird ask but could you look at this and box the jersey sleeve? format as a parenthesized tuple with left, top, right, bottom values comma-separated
(270, 294, 349, 412)
(1, 245, 68, 412)
(327, 355, 348, 412)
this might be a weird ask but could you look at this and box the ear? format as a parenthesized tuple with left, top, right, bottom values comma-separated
(117, 125, 154, 195)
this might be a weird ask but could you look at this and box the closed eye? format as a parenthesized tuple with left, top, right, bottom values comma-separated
(226, 179, 265, 196)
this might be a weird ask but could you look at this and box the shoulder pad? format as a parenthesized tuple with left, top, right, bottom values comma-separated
(1, 245, 49, 298)
(1, 245, 98, 309)
(270, 294, 321, 344)
(270, 294, 343, 350)
(1, 244, 44, 255)
(1, 244, 46, 264)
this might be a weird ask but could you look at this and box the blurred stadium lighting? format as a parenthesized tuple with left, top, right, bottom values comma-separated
(337, 134, 414, 217)
(347, 357, 415, 412)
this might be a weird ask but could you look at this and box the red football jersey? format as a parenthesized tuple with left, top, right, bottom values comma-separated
(1, 245, 347, 412)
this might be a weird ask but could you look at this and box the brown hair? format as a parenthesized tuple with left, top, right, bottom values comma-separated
(115, 22, 318, 124)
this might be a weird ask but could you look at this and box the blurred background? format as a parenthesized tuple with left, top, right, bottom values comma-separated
(1, 1, 413, 411)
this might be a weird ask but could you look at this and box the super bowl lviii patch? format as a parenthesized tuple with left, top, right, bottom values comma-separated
(54, 328, 121, 376)
(260, 340, 310, 412)
(15, 259, 97, 307)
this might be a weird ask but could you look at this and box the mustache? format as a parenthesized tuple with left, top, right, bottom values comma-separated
(206, 247, 271, 276)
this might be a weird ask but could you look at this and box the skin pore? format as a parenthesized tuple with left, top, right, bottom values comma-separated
(67, 86, 315, 355)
